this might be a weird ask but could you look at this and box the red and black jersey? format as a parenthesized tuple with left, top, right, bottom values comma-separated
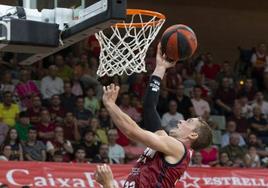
(124, 142, 192, 188)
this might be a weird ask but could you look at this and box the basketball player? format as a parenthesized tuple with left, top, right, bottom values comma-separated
(102, 44, 213, 188)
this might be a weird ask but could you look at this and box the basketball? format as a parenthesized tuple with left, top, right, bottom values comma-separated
(160, 24, 198, 62)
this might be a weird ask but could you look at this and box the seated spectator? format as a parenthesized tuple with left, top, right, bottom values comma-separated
(0, 71, 15, 99)
(79, 129, 101, 162)
(48, 95, 65, 125)
(247, 133, 268, 158)
(60, 81, 76, 113)
(27, 96, 42, 126)
(215, 77, 236, 116)
(52, 150, 64, 162)
(108, 129, 125, 164)
(200, 145, 219, 166)
(0, 122, 9, 146)
(193, 73, 211, 100)
(171, 84, 194, 119)
(90, 117, 108, 144)
(92, 143, 116, 164)
(84, 87, 100, 115)
(244, 146, 261, 168)
(216, 60, 235, 86)
(124, 140, 145, 164)
(36, 109, 56, 143)
(248, 105, 268, 144)
(190, 151, 210, 167)
(236, 78, 256, 102)
(2, 128, 23, 161)
(238, 95, 253, 118)
(251, 92, 268, 119)
(163, 67, 182, 97)
(62, 112, 80, 143)
(221, 133, 246, 163)
(72, 146, 89, 163)
(221, 121, 246, 147)
(201, 52, 221, 81)
(216, 152, 233, 167)
(130, 73, 147, 98)
(47, 126, 73, 162)
(23, 127, 46, 161)
(0, 144, 12, 161)
(228, 104, 249, 135)
(54, 54, 73, 81)
(161, 100, 184, 132)
(119, 93, 141, 123)
(0, 91, 20, 127)
(15, 69, 40, 110)
(73, 96, 93, 133)
(98, 107, 113, 129)
(191, 86, 210, 117)
(40, 65, 64, 101)
(15, 111, 32, 142)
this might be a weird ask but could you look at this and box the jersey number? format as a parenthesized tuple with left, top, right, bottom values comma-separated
(124, 181, 135, 188)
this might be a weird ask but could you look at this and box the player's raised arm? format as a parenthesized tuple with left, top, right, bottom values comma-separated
(103, 84, 184, 159)
(142, 44, 176, 132)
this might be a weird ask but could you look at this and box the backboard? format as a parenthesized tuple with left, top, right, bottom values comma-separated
(0, 0, 126, 65)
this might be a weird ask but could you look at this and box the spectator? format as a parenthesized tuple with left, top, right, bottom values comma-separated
(0, 144, 12, 161)
(73, 96, 93, 132)
(84, 87, 100, 115)
(79, 129, 101, 162)
(46, 126, 73, 162)
(52, 150, 64, 162)
(40, 65, 64, 100)
(27, 96, 42, 126)
(228, 104, 249, 134)
(236, 78, 256, 102)
(107, 129, 125, 164)
(0, 71, 15, 99)
(161, 100, 184, 132)
(0, 122, 8, 146)
(0, 91, 20, 127)
(201, 52, 221, 81)
(248, 105, 268, 144)
(163, 67, 182, 97)
(157, 89, 169, 117)
(216, 60, 235, 86)
(15, 111, 31, 142)
(92, 143, 116, 164)
(171, 85, 194, 119)
(72, 146, 89, 163)
(90, 117, 108, 144)
(48, 95, 65, 124)
(130, 73, 147, 98)
(190, 151, 210, 167)
(54, 54, 73, 81)
(62, 112, 80, 143)
(221, 133, 246, 163)
(251, 43, 268, 90)
(221, 121, 246, 147)
(247, 133, 268, 158)
(36, 109, 56, 143)
(124, 140, 144, 164)
(23, 127, 46, 161)
(244, 146, 261, 168)
(191, 86, 210, 117)
(60, 81, 76, 113)
(119, 93, 142, 123)
(15, 69, 40, 110)
(98, 107, 113, 129)
(238, 95, 253, 118)
(251, 92, 268, 119)
(200, 145, 219, 166)
(216, 152, 233, 167)
(215, 77, 236, 116)
(2, 128, 23, 161)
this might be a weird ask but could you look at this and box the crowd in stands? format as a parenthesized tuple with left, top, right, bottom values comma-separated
(0, 35, 268, 169)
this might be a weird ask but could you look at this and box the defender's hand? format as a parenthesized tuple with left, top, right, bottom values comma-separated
(95, 164, 114, 188)
(103, 84, 120, 105)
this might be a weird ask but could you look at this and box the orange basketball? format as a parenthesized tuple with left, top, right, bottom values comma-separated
(160, 24, 198, 62)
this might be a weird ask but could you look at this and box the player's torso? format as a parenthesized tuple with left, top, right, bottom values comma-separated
(124, 146, 192, 188)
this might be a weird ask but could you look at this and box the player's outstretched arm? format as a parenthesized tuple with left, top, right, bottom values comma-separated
(95, 164, 118, 188)
(103, 84, 184, 159)
(143, 44, 176, 132)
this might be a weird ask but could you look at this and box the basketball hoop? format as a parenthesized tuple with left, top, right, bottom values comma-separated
(95, 9, 166, 77)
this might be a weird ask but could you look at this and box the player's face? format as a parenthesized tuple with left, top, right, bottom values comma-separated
(169, 118, 199, 139)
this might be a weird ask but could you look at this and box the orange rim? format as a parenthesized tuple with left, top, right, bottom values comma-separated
(114, 9, 166, 28)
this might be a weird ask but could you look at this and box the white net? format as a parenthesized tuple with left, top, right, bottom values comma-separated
(95, 9, 165, 77)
